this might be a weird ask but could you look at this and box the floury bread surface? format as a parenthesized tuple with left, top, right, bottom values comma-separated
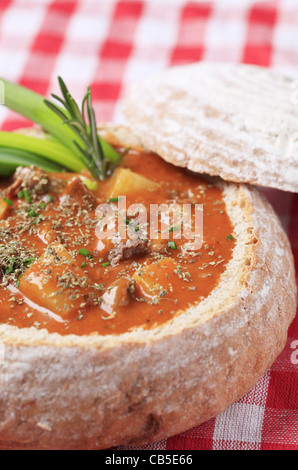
(122, 62, 298, 193)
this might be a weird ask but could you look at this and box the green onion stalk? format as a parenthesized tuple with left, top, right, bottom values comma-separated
(0, 77, 121, 179)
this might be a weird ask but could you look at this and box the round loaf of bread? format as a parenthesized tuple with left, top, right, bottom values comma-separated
(0, 125, 296, 450)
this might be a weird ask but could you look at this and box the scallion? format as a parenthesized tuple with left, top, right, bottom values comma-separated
(101, 262, 110, 268)
(0, 77, 123, 180)
(24, 189, 31, 204)
(168, 241, 178, 250)
(78, 248, 91, 257)
(3, 197, 13, 207)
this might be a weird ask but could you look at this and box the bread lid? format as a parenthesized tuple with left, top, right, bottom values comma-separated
(122, 62, 298, 193)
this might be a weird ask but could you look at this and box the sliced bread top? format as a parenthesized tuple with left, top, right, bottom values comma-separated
(122, 62, 298, 193)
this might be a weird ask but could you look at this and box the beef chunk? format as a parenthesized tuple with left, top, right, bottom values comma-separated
(61, 177, 98, 210)
(108, 238, 148, 266)
(6, 166, 49, 197)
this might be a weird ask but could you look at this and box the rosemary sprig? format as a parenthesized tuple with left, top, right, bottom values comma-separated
(44, 77, 117, 181)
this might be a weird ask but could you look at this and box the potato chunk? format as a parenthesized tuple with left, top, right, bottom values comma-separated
(101, 278, 130, 317)
(0, 198, 10, 220)
(96, 237, 114, 259)
(107, 168, 160, 198)
(19, 244, 94, 318)
(132, 257, 178, 300)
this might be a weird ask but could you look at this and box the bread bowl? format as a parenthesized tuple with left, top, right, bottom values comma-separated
(0, 122, 296, 450)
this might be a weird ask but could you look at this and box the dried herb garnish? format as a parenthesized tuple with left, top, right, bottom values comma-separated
(0, 243, 37, 285)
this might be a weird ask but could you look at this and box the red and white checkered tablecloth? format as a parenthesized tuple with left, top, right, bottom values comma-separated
(0, 0, 297, 451)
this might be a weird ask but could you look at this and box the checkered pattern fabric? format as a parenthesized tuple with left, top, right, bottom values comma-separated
(0, 0, 297, 450)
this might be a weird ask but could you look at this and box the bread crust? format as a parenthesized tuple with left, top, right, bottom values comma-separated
(0, 126, 296, 449)
(122, 62, 298, 193)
